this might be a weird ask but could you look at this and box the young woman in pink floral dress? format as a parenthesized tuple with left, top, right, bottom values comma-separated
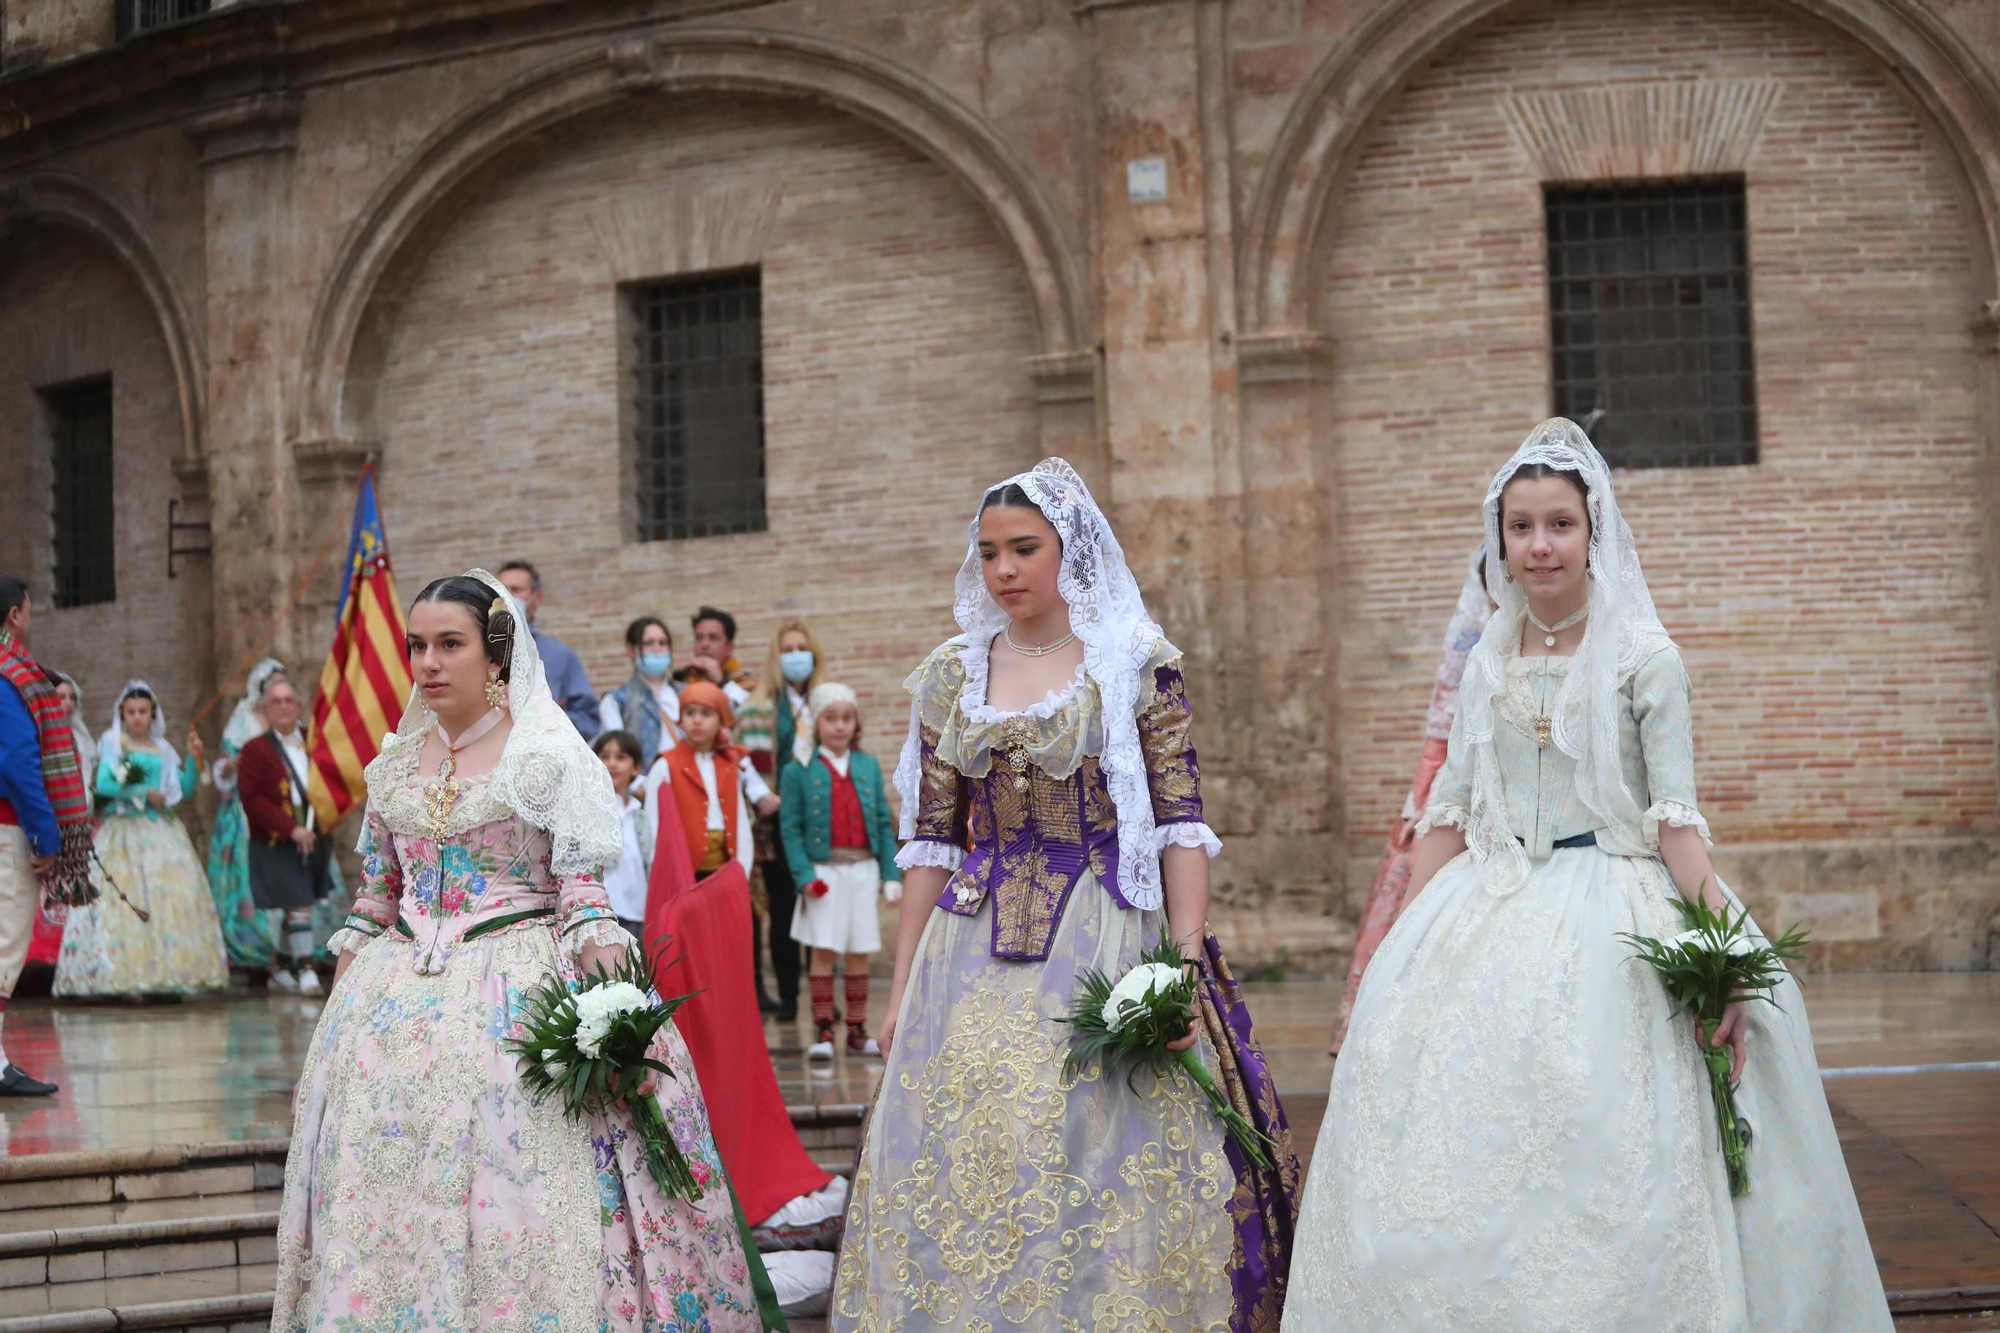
(272, 570, 767, 1333)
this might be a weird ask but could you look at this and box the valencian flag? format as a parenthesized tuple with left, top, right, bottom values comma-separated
(307, 464, 413, 829)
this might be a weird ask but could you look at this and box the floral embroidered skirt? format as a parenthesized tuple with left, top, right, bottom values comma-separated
(272, 921, 762, 1333)
(833, 873, 1299, 1331)
(54, 814, 227, 997)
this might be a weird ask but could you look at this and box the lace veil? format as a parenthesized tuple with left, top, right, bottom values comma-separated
(99, 679, 185, 806)
(364, 568, 623, 878)
(897, 457, 1179, 910)
(1453, 418, 1673, 892)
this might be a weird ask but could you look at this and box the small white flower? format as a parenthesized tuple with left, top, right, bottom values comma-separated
(1664, 929, 1709, 952)
(1725, 935, 1760, 959)
(1100, 961, 1186, 1033)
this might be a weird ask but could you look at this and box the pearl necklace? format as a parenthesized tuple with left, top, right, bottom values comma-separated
(1003, 624, 1078, 657)
(1526, 604, 1588, 649)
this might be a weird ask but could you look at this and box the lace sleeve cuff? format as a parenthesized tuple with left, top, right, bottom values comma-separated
(1415, 803, 1470, 837)
(560, 913, 632, 958)
(327, 924, 381, 957)
(1153, 821, 1221, 858)
(896, 839, 965, 873)
(1643, 800, 1713, 849)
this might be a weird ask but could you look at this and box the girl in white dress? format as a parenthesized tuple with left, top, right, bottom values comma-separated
(1284, 419, 1891, 1333)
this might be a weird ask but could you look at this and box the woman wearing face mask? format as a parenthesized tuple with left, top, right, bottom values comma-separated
(1282, 421, 1889, 1332)
(737, 620, 826, 1024)
(273, 572, 768, 1333)
(832, 460, 1299, 1330)
(598, 615, 680, 769)
(54, 683, 228, 997)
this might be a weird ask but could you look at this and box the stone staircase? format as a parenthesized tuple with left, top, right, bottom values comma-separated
(0, 1106, 866, 1333)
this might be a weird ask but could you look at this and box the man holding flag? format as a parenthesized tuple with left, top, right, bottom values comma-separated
(307, 465, 413, 836)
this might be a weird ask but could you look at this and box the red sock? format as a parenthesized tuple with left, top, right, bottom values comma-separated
(810, 974, 836, 1028)
(843, 969, 869, 1030)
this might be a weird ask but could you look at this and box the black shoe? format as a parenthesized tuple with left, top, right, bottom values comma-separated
(0, 1064, 56, 1097)
(757, 989, 780, 1014)
(775, 1000, 798, 1023)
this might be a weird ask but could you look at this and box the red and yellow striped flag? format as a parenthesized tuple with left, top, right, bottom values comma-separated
(308, 465, 413, 829)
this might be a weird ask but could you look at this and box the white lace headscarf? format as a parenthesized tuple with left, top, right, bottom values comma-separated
(948, 456, 1175, 910)
(222, 657, 288, 751)
(366, 568, 622, 878)
(1453, 418, 1672, 893)
(99, 680, 184, 806)
(1426, 544, 1496, 742)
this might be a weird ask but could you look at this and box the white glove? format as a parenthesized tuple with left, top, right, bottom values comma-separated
(882, 879, 904, 904)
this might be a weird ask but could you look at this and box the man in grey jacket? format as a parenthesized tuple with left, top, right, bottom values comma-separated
(496, 560, 599, 739)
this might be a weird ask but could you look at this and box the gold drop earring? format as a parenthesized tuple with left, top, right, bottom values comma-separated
(484, 669, 506, 709)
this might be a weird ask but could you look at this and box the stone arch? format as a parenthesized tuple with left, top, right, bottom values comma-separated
(296, 25, 1088, 446)
(1240, 0, 2000, 335)
(0, 171, 206, 460)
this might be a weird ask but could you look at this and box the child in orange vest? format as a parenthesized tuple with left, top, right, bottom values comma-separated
(646, 681, 755, 883)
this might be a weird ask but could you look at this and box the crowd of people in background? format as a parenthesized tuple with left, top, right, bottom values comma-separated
(0, 560, 894, 1097)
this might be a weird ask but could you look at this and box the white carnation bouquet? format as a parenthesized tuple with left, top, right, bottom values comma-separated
(509, 943, 704, 1199)
(1620, 890, 1809, 1196)
(1055, 933, 1277, 1171)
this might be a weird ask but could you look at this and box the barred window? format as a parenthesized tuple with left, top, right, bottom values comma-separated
(625, 269, 767, 542)
(1546, 179, 1758, 469)
(42, 377, 116, 609)
(116, 0, 210, 39)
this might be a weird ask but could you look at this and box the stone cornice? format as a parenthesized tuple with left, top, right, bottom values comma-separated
(1236, 330, 1332, 384)
(293, 437, 378, 489)
(1026, 350, 1097, 405)
(186, 89, 301, 165)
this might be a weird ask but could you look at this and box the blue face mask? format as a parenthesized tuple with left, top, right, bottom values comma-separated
(638, 650, 673, 679)
(779, 650, 815, 685)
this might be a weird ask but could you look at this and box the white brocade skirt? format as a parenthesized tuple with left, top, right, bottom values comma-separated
(1284, 845, 1891, 1333)
(55, 814, 227, 997)
(789, 859, 882, 954)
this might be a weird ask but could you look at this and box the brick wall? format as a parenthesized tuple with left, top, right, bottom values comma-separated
(1319, 0, 1996, 961)
(370, 94, 1042, 750)
(0, 224, 215, 772)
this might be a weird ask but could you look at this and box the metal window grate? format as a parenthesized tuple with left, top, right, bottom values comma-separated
(115, 0, 210, 39)
(1546, 178, 1758, 469)
(43, 377, 116, 609)
(627, 269, 767, 542)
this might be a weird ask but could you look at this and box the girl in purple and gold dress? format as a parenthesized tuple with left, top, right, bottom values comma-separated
(833, 459, 1299, 1332)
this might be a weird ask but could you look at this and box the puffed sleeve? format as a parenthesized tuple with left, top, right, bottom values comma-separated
(1139, 651, 1221, 856)
(328, 800, 404, 955)
(1416, 705, 1474, 836)
(1632, 646, 1712, 849)
(894, 644, 969, 873)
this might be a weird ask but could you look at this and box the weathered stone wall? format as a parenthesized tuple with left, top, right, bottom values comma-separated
(0, 0, 1994, 971)
(0, 223, 213, 748)
(368, 93, 1043, 740)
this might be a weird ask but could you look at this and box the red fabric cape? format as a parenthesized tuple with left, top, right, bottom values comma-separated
(642, 791, 831, 1225)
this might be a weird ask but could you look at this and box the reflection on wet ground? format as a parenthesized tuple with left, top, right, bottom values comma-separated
(0, 971, 1990, 1155)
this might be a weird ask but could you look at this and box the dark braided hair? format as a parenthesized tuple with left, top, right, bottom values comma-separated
(412, 575, 518, 684)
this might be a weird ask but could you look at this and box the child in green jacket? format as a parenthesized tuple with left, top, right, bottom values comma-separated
(780, 683, 901, 1060)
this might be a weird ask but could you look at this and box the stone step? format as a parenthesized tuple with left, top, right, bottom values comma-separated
(0, 1260, 275, 1331)
(0, 1201, 279, 1288)
(0, 1105, 864, 1328)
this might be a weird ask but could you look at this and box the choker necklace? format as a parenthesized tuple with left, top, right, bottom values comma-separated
(423, 708, 504, 839)
(1526, 604, 1588, 649)
(1003, 624, 1078, 657)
